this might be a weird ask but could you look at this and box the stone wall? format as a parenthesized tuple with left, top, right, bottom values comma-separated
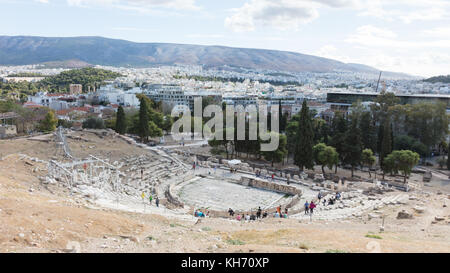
(0, 125, 17, 139)
(240, 175, 302, 196)
(165, 184, 184, 208)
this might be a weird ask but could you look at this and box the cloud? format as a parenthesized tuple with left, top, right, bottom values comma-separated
(67, 0, 199, 11)
(186, 34, 225, 39)
(357, 0, 450, 23)
(312, 0, 361, 8)
(312, 44, 450, 77)
(224, 0, 448, 32)
(112, 27, 157, 32)
(35, 0, 49, 3)
(225, 0, 323, 32)
(422, 27, 450, 38)
(345, 25, 450, 49)
(314, 44, 352, 63)
(399, 8, 447, 24)
(359, 51, 450, 77)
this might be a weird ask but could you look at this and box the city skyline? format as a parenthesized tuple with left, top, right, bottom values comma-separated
(1, 0, 450, 77)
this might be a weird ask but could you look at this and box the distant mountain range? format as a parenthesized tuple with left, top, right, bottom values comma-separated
(0, 35, 409, 77)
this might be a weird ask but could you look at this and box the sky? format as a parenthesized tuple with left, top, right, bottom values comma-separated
(1, 0, 450, 77)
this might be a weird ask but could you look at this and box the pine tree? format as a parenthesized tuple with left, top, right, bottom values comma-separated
(313, 143, 339, 174)
(294, 100, 315, 171)
(39, 111, 58, 132)
(115, 106, 127, 135)
(139, 98, 150, 143)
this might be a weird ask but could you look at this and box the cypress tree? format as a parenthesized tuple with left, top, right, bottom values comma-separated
(360, 111, 377, 152)
(377, 123, 384, 154)
(329, 113, 348, 173)
(447, 141, 450, 170)
(390, 122, 394, 153)
(380, 119, 392, 169)
(115, 106, 127, 135)
(294, 100, 315, 171)
(278, 100, 282, 132)
(139, 98, 150, 143)
(343, 118, 363, 177)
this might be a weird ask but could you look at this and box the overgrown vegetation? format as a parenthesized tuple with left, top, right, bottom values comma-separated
(39, 67, 122, 92)
(82, 117, 106, 129)
(207, 92, 449, 181)
(0, 68, 122, 101)
(365, 234, 383, 239)
(7, 72, 45, 77)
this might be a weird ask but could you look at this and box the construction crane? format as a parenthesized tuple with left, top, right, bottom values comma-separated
(375, 71, 383, 93)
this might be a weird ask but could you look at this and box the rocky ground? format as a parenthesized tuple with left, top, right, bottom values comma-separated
(0, 130, 449, 253)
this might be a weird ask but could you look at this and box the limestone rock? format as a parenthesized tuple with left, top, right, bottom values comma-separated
(368, 213, 380, 220)
(397, 210, 413, 219)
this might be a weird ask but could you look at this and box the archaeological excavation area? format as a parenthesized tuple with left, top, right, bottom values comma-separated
(0, 128, 449, 253)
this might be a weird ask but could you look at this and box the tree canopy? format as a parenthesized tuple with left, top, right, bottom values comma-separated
(294, 100, 315, 171)
(383, 150, 420, 183)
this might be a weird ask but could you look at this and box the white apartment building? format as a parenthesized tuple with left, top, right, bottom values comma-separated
(95, 85, 141, 107)
(146, 84, 221, 111)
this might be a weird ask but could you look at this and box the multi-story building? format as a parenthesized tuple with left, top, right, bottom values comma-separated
(327, 92, 450, 111)
(146, 84, 222, 112)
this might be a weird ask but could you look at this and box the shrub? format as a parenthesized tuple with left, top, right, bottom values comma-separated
(82, 117, 105, 129)
(365, 234, 382, 239)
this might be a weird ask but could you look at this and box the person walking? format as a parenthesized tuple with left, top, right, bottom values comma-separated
(309, 201, 316, 214)
(155, 196, 159, 207)
(304, 201, 310, 215)
(276, 205, 281, 215)
(149, 194, 153, 205)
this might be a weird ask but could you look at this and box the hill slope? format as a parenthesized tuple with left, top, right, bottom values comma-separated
(423, 75, 450, 83)
(1, 35, 382, 74)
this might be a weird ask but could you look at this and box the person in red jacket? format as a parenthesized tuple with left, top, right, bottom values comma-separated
(309, 201, 316, 214)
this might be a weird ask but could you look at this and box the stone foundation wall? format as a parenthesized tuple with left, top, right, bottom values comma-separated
(240, 175, 302, 196)
(165, 184, 184, 208)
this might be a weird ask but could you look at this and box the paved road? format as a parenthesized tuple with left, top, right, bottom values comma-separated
(159, 140, 208, 149)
